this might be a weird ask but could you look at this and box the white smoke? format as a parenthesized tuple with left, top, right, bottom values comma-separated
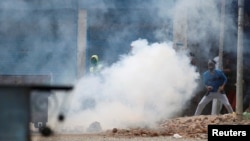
(55, 39, 199, 132)
(45, 0, 237, 133)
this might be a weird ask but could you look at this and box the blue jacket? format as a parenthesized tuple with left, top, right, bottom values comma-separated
(203, 69, 227, 92)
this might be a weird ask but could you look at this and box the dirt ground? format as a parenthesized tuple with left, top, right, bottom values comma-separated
(31, 113, 250, 141)
(31, 134, 206, 141)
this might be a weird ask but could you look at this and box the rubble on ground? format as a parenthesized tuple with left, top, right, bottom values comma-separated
(102, 113, 250, 139)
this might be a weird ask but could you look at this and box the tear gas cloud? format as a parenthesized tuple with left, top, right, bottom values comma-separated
(0, 0, 237, 85)
(172, 0, 237, 59)
(0, 0, 238, 133)
(55, 39, 199, 132)
(84, 0, 237, 68)
(48, 0, 239, 133)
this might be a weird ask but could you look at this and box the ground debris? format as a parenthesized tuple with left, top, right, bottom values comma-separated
(103, 113, 250, 139)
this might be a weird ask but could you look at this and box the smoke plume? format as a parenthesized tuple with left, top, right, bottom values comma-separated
(49, 0, 240, 133)
(54, 39, 199, 132)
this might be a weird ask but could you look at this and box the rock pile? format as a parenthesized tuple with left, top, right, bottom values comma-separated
(103, 113, 250, 139)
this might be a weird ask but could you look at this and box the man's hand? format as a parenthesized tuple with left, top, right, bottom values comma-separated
(218, 86, 224, 93)
(206, 86, 213, 91)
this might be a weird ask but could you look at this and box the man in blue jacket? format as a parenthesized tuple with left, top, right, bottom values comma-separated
(194, 59, 234, 115)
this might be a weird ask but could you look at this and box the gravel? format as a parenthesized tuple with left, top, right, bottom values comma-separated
(31, 113, 250, 141)
(31, 134, 207, 141)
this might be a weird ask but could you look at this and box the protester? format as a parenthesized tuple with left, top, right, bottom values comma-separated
(89, 54, 103, 74)
(82, 54, 103, 110)
(194, 59, 234, 115)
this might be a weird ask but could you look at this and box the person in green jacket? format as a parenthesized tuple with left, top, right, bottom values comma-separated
(89, 55, 103, 74)
(82, 55, 103, 110)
